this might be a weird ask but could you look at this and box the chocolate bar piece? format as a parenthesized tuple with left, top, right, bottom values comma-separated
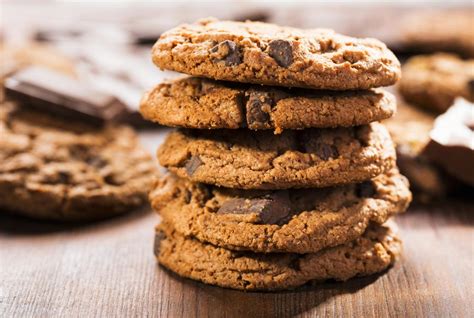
(4, 66, 127, 125)
(422, 98, 474, 186)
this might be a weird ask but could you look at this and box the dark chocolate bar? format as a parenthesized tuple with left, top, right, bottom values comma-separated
(4, 66, 127, 125)
(422, 98, 474, 186)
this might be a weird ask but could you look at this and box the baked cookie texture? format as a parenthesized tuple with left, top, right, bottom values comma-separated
(398, 54, 474, 113)
(400, 11, 474, 58)
(152, 18, 400, 90)
(157, 122, 396, 189)
(0, 102, 156, 221)
(150, 170, 411, 253)
(156, 221, 402, 291)
(140, 76, 396, 132)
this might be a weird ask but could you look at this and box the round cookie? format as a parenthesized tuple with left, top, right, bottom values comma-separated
(157, 122, 396, 190)
(155, 221, 402, 291)
(140, 76, 397, 133)
(150, 169, 411, 253)
(0, 102, 156, 221)
(152, 18, 400, 90)
(398, 54, 474, 113)
(400, 11, 474, 58)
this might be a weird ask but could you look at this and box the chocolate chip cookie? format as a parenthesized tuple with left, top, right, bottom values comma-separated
(152, 18, 400, 90)
(0, 102, 156, 221)
(400, 11, 474, 58)
(398, 54, 474, 113)
(155, 221, 402, 291)
(140, 77, 396, 133)
(150, 169, 410, 253)
(157, 122, 396, 189)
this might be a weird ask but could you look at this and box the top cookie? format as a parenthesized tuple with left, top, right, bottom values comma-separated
(152, 18, 401, 90)
(398, 54, 474, 113)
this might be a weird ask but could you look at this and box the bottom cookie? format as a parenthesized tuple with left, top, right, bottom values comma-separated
(155, 222, 401, 291)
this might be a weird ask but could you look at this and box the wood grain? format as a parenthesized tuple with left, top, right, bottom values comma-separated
(1, 192, 473, 317)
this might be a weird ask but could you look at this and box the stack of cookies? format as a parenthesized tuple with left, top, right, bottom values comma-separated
(140, 19, 412, 291)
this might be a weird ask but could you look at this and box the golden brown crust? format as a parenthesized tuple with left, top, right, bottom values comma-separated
(156, 221, 402, 291)
(157, 123, 396, 189)
(152, 18, 400, 90)
(150, 170, 411, 253)
(398, 54, 474, 113)
(140, 76, 396, 133)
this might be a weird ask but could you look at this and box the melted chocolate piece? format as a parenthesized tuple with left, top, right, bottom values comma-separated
(4, 67, 127, 125)
(424, 141, 474, 186)
(185, 156, 203, 176)
(217, 191, 291, 224)
(422, 99, 474, 186)
(211, 40, 242, 66)
(246, 91, 272, 129)
(268, 40, 293, 67)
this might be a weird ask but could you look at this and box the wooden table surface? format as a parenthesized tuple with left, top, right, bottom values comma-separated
(1, 130, 473, 318)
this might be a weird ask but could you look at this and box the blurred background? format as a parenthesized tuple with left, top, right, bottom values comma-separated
(1, 0, 473, 202)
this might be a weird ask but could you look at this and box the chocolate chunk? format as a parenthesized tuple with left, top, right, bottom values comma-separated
(210, 40, 242, 66)
(185, 156, 202, 176)
(87, 156, 108, 168)
(35, 29, 83, 42)
(268, 40, 293, 67)
(57, 171, 72, 184)
(245, 91, 272, 129)
(153, 231, 166, 256)
(184, 189, 192, 204)
(217, 191, 291, 225)
(4, 67, 127, 125)
(315, 144, 339, 160)
(356, 181, 377, 198)
(422, 98, 474, 186)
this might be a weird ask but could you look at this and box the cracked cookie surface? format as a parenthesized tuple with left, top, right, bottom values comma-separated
(0, 102, 156, 221)
(399, 54, 474, 113)
(140, 77, 396, 133)
(155, 221, 402, 291)
(152, 18, 400, 90)
(150, 169, 411, 253)
(157, 122, 396, 189)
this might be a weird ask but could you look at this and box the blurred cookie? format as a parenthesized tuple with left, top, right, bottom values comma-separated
(400, 10, 474, 58)
(152, 18, 400, 90)
(150, 170, 411, 253)
(157, 122, 396, 190)
(140, 76, 396, 132)
(398, 54, 474, 113)
(0, 102, 156, 221)
(155, 221, 402, 291)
